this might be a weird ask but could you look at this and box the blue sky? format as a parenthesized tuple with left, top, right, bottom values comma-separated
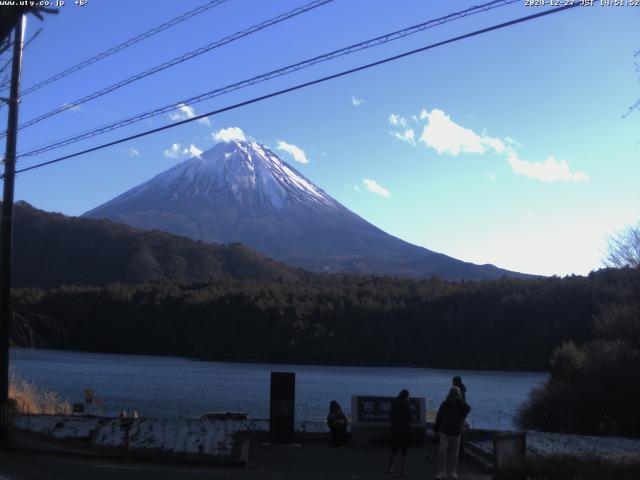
(3, 0, 639, 276)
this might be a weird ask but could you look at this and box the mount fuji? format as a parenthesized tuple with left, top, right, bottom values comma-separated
(84, 139, 526, 279)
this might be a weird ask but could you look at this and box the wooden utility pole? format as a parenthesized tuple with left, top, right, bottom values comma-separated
(0, 13, 26, 448)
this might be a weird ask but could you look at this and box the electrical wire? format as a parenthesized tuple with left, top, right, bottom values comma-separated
(1, 28, 40, 77)
(7, 0, 334, 137)
(11, 3, 579, 176)
(17, 0, 518, 158)
(0, 27, 42, 102)
(11, 0, 229, 97)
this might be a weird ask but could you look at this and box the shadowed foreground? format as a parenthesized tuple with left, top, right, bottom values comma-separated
(0, 431, 492, 480)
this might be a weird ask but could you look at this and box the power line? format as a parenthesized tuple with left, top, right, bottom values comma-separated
(7, 0, 334, 137)
(0, 27, 41, 77)
(17, 0, 518, 159)
(12, 3, 579, 176)
(6, 0, 229, 97)
(0, 27, 42, 99)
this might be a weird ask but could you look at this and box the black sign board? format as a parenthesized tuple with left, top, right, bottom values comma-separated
(72, 403, 85, 414)
(354, 396, 423, 424)
(269, 372, 295, 443)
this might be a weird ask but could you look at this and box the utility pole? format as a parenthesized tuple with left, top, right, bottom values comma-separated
(0, 13, 26, 448)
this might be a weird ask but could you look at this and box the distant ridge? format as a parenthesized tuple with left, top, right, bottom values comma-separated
(84, 139, 531, 280)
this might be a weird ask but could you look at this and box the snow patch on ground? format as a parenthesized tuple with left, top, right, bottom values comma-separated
(247, 419, 328, 433)
(13, 415, 247, 457)
(469, 431, 640, 459)
(13, 415, 104, 439)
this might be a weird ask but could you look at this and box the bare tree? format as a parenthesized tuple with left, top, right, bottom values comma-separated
(624, 50, 640, 118)
(606, 222, 640, 269)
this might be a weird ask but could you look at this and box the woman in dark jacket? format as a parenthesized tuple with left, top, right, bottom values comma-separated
(387, 389, 411, 477)
(434, 386, 471, 480)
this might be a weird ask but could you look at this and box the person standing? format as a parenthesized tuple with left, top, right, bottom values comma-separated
(387, 389, 412, 477)
(452, 376, 468, 461)
(452, 376, 467, 402)
(327, 400, 349, 447)
(434, 386, 471, 480)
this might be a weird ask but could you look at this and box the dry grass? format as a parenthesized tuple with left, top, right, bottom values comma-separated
(8, 369, 70, 415)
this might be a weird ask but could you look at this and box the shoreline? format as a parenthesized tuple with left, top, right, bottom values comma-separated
(10, 346, 550, 375)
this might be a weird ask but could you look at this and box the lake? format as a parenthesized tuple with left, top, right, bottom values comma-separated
(10, 348, 547, 430)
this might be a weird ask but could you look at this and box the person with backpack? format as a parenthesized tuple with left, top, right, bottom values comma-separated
(434, 386, 471, 480)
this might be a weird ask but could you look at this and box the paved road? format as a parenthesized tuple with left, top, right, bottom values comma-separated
(0, 450, 246, 480)
(0, 443, 493, 480)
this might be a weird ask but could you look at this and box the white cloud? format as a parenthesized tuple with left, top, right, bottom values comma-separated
(169, 103, 210, 126)
(212, 127, 246, 143)
(169, 104, 195, 121)
(483, 136, 507, 154)
(505, 136, 521, 147)
(126, 147, 140, 158)
(388, 113, 407, 127)
(277, 140, 309, 164)
(184, 144, 203, 159)
(391, 107, 590, 184)
(351, 96, 363, 106)
(163, 142, 204, 160)
(363, 178, 391, 198)
(163, 143, 182, 159)
(418, 109, 505, 155)
(62, 102, 81, 112)
(507, 153, 590, 183)
(392, 129, 416, 146)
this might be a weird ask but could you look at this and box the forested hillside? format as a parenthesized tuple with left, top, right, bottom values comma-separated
(11, 202, 300, 287)
(13, 268, 637, 371)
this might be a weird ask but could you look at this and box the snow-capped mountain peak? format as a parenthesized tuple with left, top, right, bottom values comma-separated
(115, 140, 337, 212)
(84, 133, 527, 280)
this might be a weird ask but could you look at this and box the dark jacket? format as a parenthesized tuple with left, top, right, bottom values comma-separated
(390, 397, 412, 435)
(327, 411, 348, 446)
(455, 383, 467, 402)
(434, 398, 470, 436)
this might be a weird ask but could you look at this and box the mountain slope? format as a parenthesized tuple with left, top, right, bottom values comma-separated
(84, 139, 528, 280)
(11, 201, 299, 288)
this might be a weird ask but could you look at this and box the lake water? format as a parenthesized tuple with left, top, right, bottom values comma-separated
(10, 348, 547, 430)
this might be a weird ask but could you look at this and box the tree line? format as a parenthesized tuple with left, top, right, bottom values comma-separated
(12, 268, 637, 372)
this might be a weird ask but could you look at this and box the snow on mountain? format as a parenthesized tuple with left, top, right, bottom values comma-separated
(97, 140, 337, 213)
(84, 138, 528, 280)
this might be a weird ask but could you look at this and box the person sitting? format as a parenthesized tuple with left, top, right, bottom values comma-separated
(327, 400, 349, 447)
